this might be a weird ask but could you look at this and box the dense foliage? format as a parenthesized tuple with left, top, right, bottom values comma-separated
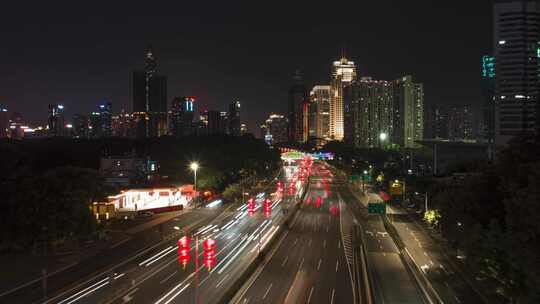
(0, 135, 280, 253)
(428, 137, 540, 303)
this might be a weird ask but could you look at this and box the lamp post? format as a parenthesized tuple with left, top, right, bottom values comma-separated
(379, 132, 388, 149)
(190, 162, 199, 208)
(362, 170, 368, 193)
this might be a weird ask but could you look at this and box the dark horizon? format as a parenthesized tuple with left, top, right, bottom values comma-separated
(0, 1, 490, 132)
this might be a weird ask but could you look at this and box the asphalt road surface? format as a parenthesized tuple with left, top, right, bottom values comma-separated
(235, 166, 355, 304)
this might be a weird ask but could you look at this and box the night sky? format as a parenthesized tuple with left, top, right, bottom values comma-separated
(0, 1, 490, 133)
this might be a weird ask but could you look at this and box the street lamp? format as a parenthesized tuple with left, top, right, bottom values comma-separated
(379, 132, 388, 148)
(190, 162, 199, 208)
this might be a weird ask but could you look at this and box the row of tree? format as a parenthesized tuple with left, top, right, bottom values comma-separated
(0, 135, 281, 253)
(428, 137, 540, 303)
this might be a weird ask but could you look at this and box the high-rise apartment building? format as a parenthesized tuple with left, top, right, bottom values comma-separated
(261, 113, 288, 145)
(99, 102, 112, 137)
(0, 108, 8, 138)
(481, 55, 496, 143)
(229, 101, 241, 136)
(393, 75, 424, 148)
(330, 56, 356, 141)
(48, 104, 65, 137)
(170, 96, 195, 138)
(112, 111, 136, 138)
(493, 0, 539, 145)
(132, 45, 168, 138)
(448, 105, 475, 140)
(424, 106, 449, 139)
(72, 114, 89, 138)
(309, 85, 331, 143)
(288, 71, 308, 142)
(343, 77, 393, 148)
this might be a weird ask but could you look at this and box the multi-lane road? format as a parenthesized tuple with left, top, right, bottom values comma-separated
(235, 165, 355, 304)
(46, 170, 304, 304)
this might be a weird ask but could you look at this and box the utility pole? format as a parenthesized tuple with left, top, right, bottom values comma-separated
(425, 192, 428, 211)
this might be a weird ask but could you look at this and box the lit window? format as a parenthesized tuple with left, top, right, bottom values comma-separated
(499, 40, 506, 45)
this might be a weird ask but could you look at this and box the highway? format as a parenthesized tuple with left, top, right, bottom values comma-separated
(234, 165, 355, 304)
(1, 207, 224, 304)
(385, 200, 483, 304)
(340, 183, 424, 304)
(47, 166, 305, 304)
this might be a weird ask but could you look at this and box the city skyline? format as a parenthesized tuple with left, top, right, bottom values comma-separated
(0, 2, 490, 132)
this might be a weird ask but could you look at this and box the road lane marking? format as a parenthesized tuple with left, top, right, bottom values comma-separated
(307, 286, 314, 304)
(215, 274, 229, 288)
(263, 283, 273, 300)
(308, 239, 312, 246)
(161, 283, 190, 304)
(122, 287, 139, 303)
(57, 277, 110, 304)
(294, 238, 298, 245)
(317, 258, 322, 271)
(299, 257, 305, 269)
(330, 288, 335, 304)
(323, 239, 327, 248)
(282, 256, 289, 267)
(338, 241, 341, 249)
(335, 260, 339, 272)
(160, 271, 177, 285)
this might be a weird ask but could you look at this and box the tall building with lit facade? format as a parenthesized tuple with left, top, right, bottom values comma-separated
(260, 113, 288, 145)
(229, 100, 241, 136)
(424, 106, 449, 139)
(170, 96, 195, 138)
(393, 75, 424, 148)
(288, 70, 308, 142)
(112, 111, 136, 138)
(493, 0, 540, 145)
(72, 114, 89, 138)
(0, 108, 8, 138)
(330, 56, 356, 141)
(99, 102, 112, 137)
(309, 86, 331, 142)
(132, 45, 168, 138)
(481, 55, 496, 143)
(343, 77, 393, 148)
(448, 105, 475, 140)
(48, 104, 65, 137)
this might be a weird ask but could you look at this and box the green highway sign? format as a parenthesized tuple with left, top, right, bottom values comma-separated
(368, 202, 386, 215)
(349, 175, 360, 182)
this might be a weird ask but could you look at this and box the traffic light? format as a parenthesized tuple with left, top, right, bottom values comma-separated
(177, 236, 191, 269)
(263, 198, 272, 217)
(247, 198, 255, 216)
(203, 238, 216, 270)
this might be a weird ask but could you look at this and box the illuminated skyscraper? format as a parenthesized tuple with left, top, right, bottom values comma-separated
(99, 102, 112, 137)
(132, 45, 168, 138)
(170, 96, 195, 137)
(0, 108, 8, 138)
(493, 0, 539, 145)
(73, 114, 89, 138)
(343, 77, 393, 148)
(309, 85, 331, 142)
(330, 55, 356, 140)
(481, 55, 496, 144)
(288, 70, 308, 142)
(393, 75, 424, 148)
(48, 104, 65, 137)
(261, 113, 288, 145)
(229, 100, 241, 136)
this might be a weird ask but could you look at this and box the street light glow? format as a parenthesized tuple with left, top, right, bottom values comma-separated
(379, 132, 388, 141)
(190, 162, 199, 171)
